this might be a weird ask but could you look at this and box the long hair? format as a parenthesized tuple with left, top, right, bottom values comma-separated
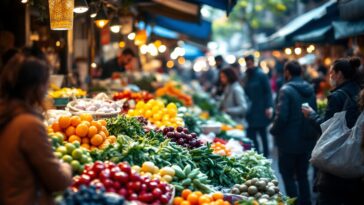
(0, 54, 50, 111)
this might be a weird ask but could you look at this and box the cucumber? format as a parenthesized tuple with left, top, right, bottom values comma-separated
(181, 178, 192, 186)
(174, 184, 184, 191)
(172, 165, 186, 179)
(188, 169, 200, 179)
(193, 179, 212, 193)
(183, 164, 192, 176)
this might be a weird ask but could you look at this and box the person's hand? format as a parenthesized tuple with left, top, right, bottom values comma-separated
(302, 106, 314, 118)
(265, 107, 273, 119)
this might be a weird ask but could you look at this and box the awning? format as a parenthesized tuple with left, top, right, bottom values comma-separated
(183, 43, 205, 60)
(293, 25, 332, 43)
(257, 0, 336, 50)
(153, 15, 211, 41)
(333, 20, 364, 39)
(188, 0, 238, 14)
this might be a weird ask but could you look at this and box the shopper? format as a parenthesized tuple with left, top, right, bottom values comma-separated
(219, 67, 249, 126)
(0, 54, 72, 205)
(211, 55, 228, 99)
(270, 61, 317, 205)
(302, 57, 363, 205)
(101, 47, 136, 79)
(243, 54, 273, 157)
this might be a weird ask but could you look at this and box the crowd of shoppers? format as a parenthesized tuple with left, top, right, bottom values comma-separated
(204, 53, 364, 205)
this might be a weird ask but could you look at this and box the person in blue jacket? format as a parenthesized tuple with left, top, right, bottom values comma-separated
(243, 55, 273, 157)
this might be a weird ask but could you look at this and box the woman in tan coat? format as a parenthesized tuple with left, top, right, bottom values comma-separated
(0, 54, 72, 205)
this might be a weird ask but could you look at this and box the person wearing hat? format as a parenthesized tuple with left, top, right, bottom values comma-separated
(243, 54, 273, 157)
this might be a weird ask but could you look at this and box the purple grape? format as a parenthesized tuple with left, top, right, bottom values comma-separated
(168, 127, 175, 132)
(166, 132, 174, 138)
(182, 128, 189, 134)
(177, 138, 185, 144)
(175, 132, 182, 139)
(186, 134, 193, 141)
(163, 128, 169, 135)
(190, 140, 197, 147)
(176, 127, 184, 132)
(191, 133, 197, 138)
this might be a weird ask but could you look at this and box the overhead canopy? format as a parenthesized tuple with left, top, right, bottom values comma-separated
(137, 0, 200, 22)
(188, 0, 238, 14)
(153, 15, 211, 41)
(333, 20, 364, 39)
(293, 25, 332, 43)
(183, 43, 205, 60)
(258, 0, 336, 50)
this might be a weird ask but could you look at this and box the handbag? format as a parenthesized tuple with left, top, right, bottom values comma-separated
(310, 111, 364, 178)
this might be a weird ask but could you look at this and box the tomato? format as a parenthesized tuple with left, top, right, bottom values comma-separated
(152, 188, 162, 198)
(160, 194, 169, 204)
(148, 181, 158, 190)
(118, 188, 127, 196)
(86, 170, 96, 179)
(138, 193, 154, 203)
(92, 163, 105, 174)
(99, 169, 110, 180)
(106, 187, 116, 193)
(130, 173, 142, 182)
(118, 163, 132, 174)
(128, 193, 138, 201)
(113, 172, 129, 183)
(113, 181, 121, 189)
(101, 178, 113, 189)
(79, 175, 91, 185)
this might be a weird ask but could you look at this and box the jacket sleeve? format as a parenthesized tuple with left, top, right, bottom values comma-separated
(20, 117, 72, 193)
(225, 87, 248, 116)
(270, 87, 290, 135)
(261, 73, 273, 109)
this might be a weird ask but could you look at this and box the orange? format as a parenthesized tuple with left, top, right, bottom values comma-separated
(65, 126, 76, 137)
(182, 189, 192, 200)
(98, 140, 110, 149)
(76, 124, 88, 137)
(187, 193, 199, 205)
(99, 131, 106, 140)
(70, 116, 81, 127)
(98, 119, 107, 126)
(174, 197, 184, 205)
(180, 201, 191, 205)
(80, 113, 93, 122)
(81, 143, 90, 150)
(91, 121, 102, 132)
(59, 116, 71, 129)
(194, 191, 203, 198)
(90, 146, 98, 151)
(91, 134, 103, 146)
(215, 199, 224, 205)
(52, 122, 61, 132)
(212, 192, 224, 201)
(223, 202, 230, 205)
(68, 135, 81, 143)
(198, 195, 211, 205)
(88, 126, 98, 138)
(101, 126, 109, 136)
(82, 138, 90, 144)
(81, 121, 90, 127)
(108, 135, 117, 143)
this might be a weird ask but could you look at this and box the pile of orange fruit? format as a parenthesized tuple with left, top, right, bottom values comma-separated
(173, 190, 230, 205)
(211, 142, 231, 156)
(221, 124, 244, 131)
(127, 99, 184, 128)
(48, 114, 116, 150)
(155, 82, 193, 106)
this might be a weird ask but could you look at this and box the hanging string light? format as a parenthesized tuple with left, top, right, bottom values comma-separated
(110, 16, 121, 33)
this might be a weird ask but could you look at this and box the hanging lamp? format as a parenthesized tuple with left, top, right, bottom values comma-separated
(48, 0, 74, 30)
(94, 7, 109, 28)
(74, 0, 89, 14)
(110, 16, 121, 33)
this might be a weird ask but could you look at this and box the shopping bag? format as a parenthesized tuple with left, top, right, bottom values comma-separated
(310, 111, 364, 178)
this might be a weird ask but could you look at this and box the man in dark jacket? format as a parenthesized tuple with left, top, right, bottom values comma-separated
(270, 61, 317, 205)
(243, 55, 273, 157)
(101, 48, 135, 79)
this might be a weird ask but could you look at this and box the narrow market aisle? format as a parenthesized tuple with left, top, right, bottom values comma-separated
(265, 133, 317, 204)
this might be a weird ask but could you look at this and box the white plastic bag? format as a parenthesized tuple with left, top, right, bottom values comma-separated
(310, 111, 364, 178)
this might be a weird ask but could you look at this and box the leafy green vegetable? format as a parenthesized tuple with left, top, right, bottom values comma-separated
(106, 115, 145, 137)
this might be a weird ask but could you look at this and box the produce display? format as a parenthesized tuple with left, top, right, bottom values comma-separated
(155, 82, 193, 106)
(161, 126, 203, 149)
(68, 99, 120, 114)
(211, 142, 232, 156)
(50, 133, 93, 173)
(49, 114, 116, 150)
(49, 87, 87, 98)
(56, 186, 125, 205)
(131, 161, 175, 183)
(112, 90, 154, 102)
(127, 100, 183, 128)
(173, 190, 231, 205)
(72, 161, 173, 204)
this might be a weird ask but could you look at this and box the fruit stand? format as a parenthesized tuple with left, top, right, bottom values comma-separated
(47, 75, 293, 205)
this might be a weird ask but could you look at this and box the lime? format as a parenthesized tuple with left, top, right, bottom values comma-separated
(72, 149, 83, 160)
(65, 143, 76, 154)
(87, 157, 93, 163)
(80, 155, 89, 164)
(70, 160, 81, 172)
(62, 155, 73, 163)
(54, 152, 63, 159)
(56, 146, 67, 155)
(73, 141, 80, 148)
